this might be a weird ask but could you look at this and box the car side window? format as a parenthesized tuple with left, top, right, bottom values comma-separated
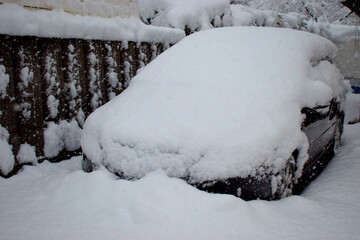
(301, 104, 330, 128)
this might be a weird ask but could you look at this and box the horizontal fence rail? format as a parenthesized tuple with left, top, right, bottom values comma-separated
(0, 34, 169, 177)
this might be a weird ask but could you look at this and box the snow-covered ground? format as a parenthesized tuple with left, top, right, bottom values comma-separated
(0, 92, 359, 240)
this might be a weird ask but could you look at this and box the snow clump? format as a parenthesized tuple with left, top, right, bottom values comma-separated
(17, 143, 37, 165)
(0, 125, 14, 176)
(44, 119, 82, 158)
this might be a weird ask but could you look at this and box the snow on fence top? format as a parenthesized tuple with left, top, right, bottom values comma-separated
(0, 3, 185, 43)
(0, 0, 139, 18)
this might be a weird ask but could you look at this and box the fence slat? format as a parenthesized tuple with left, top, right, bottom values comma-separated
(0, 35, 19, 156)
(120, 41, 138, 89)
(39, 38, 65, 123)
(12, 36, 44, 157)
(61, 39, 86, 126)
(83, 40, 106, 113)
(103, 41, 123, 100)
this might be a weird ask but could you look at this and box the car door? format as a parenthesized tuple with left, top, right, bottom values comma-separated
(301, 100, 338, 165)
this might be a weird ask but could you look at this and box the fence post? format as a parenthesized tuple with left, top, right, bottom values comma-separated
(38, 37, 65, 123)
(61, 39, 86, 126)
(83, 40, 106, 113)
(103, 41, 123, 100)
(120, 41, 138, 89)
(0, 35, 19, 159)
(12, 36, 44, 158)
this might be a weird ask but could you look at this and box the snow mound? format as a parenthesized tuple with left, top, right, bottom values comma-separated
(139, 0, 232, 32)
(81, 27, 344, 183)
(0, 3, 185, 43)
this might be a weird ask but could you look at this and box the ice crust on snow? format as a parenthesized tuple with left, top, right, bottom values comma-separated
(81, 27, 345, 183)
(0, 3, 185, 43)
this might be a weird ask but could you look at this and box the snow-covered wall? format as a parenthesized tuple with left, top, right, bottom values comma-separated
(0, 0, 139, 18)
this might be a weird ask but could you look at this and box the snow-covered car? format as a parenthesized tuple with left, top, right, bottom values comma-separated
(81, 27, 345, 200)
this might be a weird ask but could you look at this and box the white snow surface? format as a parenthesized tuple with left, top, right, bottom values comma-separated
(0, 3, 184, 43)
(1, 93, 360, 239)
(81, 27, 345, 182)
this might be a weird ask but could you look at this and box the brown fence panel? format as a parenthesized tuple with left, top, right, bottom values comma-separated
(39, 38, 65, 123)
(83, 40, 106, 113)
(151, 42, 165, 62)
(138, 42, 152, 69)
(0, 35, 19, 156)
(61, 39, 86, 126)
(120, 41, 138, 89)
(12, 36, 44, 157)
(0, 34, 171, 176)
(103, 41, 123, 100)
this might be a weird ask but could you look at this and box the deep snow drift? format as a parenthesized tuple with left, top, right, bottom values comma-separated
(81, 27, 344, 183)
(0, 93, 359, 240)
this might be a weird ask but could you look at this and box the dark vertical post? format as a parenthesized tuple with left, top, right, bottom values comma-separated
(61, 39, 86, 126)
(103, 41, 123, 100)
(38, 37, 65, 123)
(12, 36, 44, 157)
(83, 40, 106, 114)
(0, 35, 19, 158)
(120, 41, 138, 90)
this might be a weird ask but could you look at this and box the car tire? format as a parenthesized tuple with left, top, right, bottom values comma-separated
(274, 156, 295, 199)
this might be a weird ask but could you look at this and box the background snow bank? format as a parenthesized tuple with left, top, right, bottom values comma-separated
(81, 27, 344, 182)
(0, 3, 184, 43)
(230, 4, 360, 43)
(0, 0, 139, 18)
(0, 94, 359, 239)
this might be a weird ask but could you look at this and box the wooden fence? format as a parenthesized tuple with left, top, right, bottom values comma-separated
(0, 34, 169, 176)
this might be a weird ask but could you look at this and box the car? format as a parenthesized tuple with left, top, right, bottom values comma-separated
(349, 78, 360, 94)
(81, 27, 345, 200)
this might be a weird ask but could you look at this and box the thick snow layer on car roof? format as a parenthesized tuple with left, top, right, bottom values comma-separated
(81, 27, 344, 182)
